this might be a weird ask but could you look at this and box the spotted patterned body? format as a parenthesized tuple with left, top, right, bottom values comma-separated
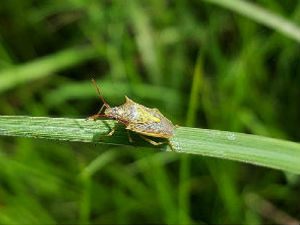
(105, 96, 175, 138)
(87, 79, 177, 151)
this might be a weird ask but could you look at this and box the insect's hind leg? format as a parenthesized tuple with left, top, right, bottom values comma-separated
(127, 130, 133, 143)
(138, 135, 175, 152)
(139, 135, 164, 145)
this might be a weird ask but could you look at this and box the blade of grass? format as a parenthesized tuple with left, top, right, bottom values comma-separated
(78, 149, 121, 224)
(178, 53, 203, 224)
(79, 172, 91, 225)
(0, 116, 299, 174)
(245, 192, 300, 225)
(204, 0, 300, 42)
(80, 150, 120, 178)
(43, 79, 183, 108)
(0, 46, 97, 93)
(128, 0, 162, 84)
(151, 159, 177, 224)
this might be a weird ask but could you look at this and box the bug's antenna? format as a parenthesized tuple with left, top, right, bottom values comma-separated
(91, 79, 110, 108)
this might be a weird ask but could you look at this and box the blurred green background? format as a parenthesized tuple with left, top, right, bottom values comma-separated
(0, 0, 299, 224)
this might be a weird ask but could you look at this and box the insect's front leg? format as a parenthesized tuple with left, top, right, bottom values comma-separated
(105, 125, 117, 136)
(86, 114, 113, 121)
(86, 114, 101, 121)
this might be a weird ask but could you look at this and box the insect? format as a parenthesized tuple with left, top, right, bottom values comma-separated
(87, 79, 176, 151)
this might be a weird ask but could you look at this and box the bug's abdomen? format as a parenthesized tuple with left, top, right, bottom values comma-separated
(126, 121, 174, 138)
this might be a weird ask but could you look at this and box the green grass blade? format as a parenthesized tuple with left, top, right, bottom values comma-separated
(204, 0, 300, 42)
(128, 0, 162, 84)
(0, 46, 97, 93)
(44, 79, 182, 108)
(0, 116, 299, 174)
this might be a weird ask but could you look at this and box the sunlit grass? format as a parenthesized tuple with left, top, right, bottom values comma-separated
(0, 0, 299, 223)
(0, 116, 299, 174)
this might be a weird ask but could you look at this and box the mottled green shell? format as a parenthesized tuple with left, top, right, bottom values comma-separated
(104, 96, 175, 138)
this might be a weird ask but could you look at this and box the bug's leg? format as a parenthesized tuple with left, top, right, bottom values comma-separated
(138, 135, 175, 152)
(127, 130, 133, 143)
(168, 140, 176, 152)
(96, 125, 118, 140)
(96, 104, 105, 115)
(86, 114, 102, 121)
(86, 114, 112, 121)
(139, 135, 164, 145)
(105, 125, 117, 137)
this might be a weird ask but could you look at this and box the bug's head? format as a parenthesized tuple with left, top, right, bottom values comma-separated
(92, 79, 110, 109)
(103, 106, 119, 118)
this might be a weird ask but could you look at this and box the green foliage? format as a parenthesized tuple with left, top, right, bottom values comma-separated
(0, 0, 299, 224)
(1, 116, 299, 174)
(205, 0, 300, 42)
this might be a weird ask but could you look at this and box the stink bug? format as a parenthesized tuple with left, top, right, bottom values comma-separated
(87, 79, 176, 151)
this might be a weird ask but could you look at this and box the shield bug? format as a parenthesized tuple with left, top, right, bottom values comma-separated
(87, 79, 176, 151)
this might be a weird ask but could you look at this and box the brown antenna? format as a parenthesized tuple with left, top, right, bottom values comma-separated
(91, 79, 110, 108)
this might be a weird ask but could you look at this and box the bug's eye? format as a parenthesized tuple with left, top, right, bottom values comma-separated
(105, 107, 117, 117)
(104, 108, 111, 115)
